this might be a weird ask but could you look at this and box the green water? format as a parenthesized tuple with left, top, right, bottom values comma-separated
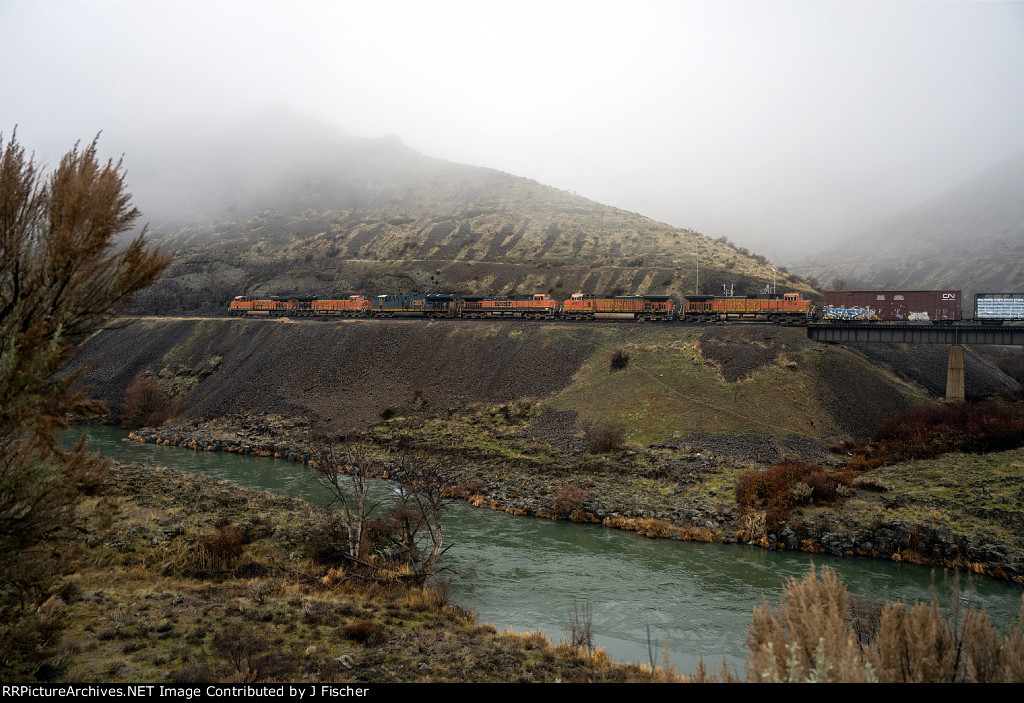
(61, 425, 1024, 674)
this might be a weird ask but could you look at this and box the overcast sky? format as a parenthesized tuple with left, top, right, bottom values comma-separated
(4, 0, 1024, 262)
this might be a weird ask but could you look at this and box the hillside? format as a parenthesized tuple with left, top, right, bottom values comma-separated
(64, 318, 1024, 588)
(122, 110, 815, 313)
(72, 318, 1017, 451)
(793, 154, 1024, 301)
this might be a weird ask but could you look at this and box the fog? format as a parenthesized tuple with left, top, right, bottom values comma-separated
(3, 0, 1023, 263)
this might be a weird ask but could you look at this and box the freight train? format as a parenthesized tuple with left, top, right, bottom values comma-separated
(230, 290, 815, 323)
(230, 289, 1024, 325)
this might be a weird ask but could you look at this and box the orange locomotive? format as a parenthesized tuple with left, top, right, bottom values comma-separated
(312, 295, 371, 316)
(229, 295, 371, 317)
(683, 292, 813, 323)
(229, 291, 813, 323)
(229, 296, 312, 316)
(560, 293, 674, 321)
(461, 294, 557, 320)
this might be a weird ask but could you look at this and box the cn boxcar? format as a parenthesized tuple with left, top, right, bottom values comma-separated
(822, 290, 961, 323)
(560, 293, 674, 321)
(461, 294, 557, 319)
(975, 293, 1024, 324)
(683, 292, 813, 323)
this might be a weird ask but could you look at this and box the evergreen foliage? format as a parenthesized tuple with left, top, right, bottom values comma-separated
(0, 131, 171, 652)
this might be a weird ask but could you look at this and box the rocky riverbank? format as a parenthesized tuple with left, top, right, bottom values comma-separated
(128, 410, 1024, 585)
(7, 459, 676, 684)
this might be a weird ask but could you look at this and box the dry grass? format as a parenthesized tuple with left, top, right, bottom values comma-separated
(602, 516, 716, 542)
(746, 564, 1024, 682)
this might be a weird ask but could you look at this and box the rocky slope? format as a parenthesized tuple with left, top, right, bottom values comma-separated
(70, 317, 1019, 447)
(793, 154, 1024, 301)
(121, 110, 815, 314)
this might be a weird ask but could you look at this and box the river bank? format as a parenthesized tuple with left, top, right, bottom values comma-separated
(128, 409, 1024, 584)
(7, 458, 684, 683)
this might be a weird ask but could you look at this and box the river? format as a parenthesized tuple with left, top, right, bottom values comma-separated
(60, 425, 1024, 674)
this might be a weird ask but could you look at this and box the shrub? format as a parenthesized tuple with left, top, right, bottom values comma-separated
(610, 349, 630, 372)
(851, 401, 1024, 470)
(744, 565, 1024, 682)
(586, 424, 626, 454)
(735, 461, 857, 528)
(552, 479, 588, 517)
(421, 577, 452, 609)
(747, 564, 866, 682)
(563, 602, 594, 652)
(0, 135, 171, 674)
(120, 373, 176, 427)
(789, 481, 813, 505)
(197, 523, 246, 571)
(342, 620, 386, 646)
(213, 623, 295, 682)
(173, 664, 213, 684)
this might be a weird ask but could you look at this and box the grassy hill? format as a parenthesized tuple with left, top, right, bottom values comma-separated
(124, 110, 815, 313)
(73, 318, 1018, 453)
(793, 154, 1024, 301)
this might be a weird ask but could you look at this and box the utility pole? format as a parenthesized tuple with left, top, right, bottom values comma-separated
(772, 267, 777, 295)
(694, 243, 699, 295)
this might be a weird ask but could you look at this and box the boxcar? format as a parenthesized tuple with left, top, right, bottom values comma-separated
(975, 293, 1024, 324)
(461, 294, 557, 319)
(822, 290, 961, 323)
(683, 292, 813, 323)
(560, 293, 674, 321)
(372, 294, 460, 318)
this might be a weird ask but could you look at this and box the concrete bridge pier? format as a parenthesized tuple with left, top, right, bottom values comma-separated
(946, 344, 965, 402)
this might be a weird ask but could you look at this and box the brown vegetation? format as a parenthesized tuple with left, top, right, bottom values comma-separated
(0, 131, 170, 674)
(735, 400, 1024, 536)
(849, 400, 1024, 471)
(586, 423, 626, 454)
(747, 564, 1024, 682)
(119, 373, 176, 427)
(196, 522, 247, 572)
(552, 478, 588, 517)
(735, 461, 858, 530)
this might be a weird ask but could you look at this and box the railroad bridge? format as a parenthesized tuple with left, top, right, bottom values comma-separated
(806, 324, 1024, 401)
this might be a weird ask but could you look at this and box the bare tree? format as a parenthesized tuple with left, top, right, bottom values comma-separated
(309, 444, 381, 562)
(392, 455, 453, 579)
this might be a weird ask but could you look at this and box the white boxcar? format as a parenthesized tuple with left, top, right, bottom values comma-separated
(975, 293, 1024, 322)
